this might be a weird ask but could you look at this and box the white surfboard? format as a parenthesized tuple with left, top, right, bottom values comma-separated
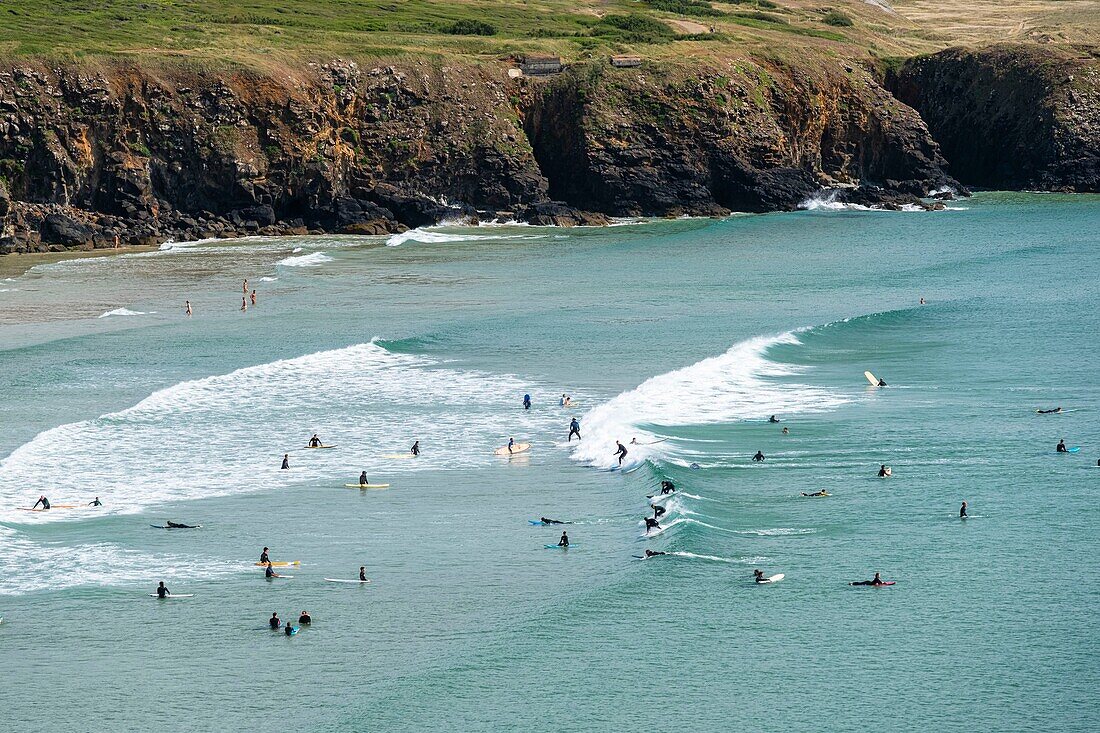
(758, 573, 784, 584)
(323, 578, 371, 584)
(149, 593, 194, 598)
(864, 371, 879, 386)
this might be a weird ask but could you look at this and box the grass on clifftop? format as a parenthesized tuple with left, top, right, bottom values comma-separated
(0, 0, 1095, 69)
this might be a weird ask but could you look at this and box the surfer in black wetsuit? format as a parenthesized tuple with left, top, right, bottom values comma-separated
(309, 434, 321, 448)
(960, 501, 968, 518)
(32, 495, 50, 510)
(801, 490, 828, 497)
(523, 394, 531, 411)
(270, 612, 281, 629)
(285, 624, 296, 636)
(359, 566, 367, 581)
(540, 517, 567, 525)
(507, 437, 515, 454)
(878, 464, 892, 477)
(359, 471, 368, 486)
(644, 550, 666, 558)
(156, 581, 170, 598)
(281, 454, 290, 470)
(558, 531, 569, 547)
(644, 517, 660, 533)
(1037, 407, 1062, 414)
(298, 611, 311, 625)
(652, 504, 666, 519)
(265, 562, 282, 578)
(411, 441, 420, 457)
(1056, 439, 1068, 453)
(768, 415, 779, 423)
(877, 378, 887, 386)
(753, 570, 766, 583)
(89, 497, 102, 506)
(568, 418, 581, 442)
(851, 573, 887, 586)
(615, 441, 628, 466)
(166, 521, 197, 529)
(260, 547, 270, 564)
(660, 481, 676, 495)
(752, 451, 765, 462)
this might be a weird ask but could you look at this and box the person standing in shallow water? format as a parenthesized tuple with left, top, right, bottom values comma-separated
(250, 290, 257, 306)
(281, 454, 290, 470)
(243, 279, 249, 294)
(185, 300, 192, 317)
(960, 501, 968, 518)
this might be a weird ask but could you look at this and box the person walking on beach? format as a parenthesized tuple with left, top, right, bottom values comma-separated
(185, 300, 192, 317)
(615, 441, 628, 466)
(281, 454, 290, 470)
(568, 417, 581, 442)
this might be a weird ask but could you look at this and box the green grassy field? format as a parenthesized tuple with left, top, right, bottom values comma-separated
(0, 0, 1095, 68)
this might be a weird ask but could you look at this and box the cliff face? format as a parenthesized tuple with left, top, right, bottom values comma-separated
(887, 45, 1100, 192)
(0, 56, 960, 253)
(524, 60, 955, 215)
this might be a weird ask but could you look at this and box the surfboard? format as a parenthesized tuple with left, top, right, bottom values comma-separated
(18, 505, 79, 511)
(149, 593, 194, 598)
(304, 444, 336, 449)
(382, 453, 416, 459)
(757, 573, 784, 584)
(1065, 447, 1081, 453)
(544, 544, 576, 549)
(850, 581, 896, 586)
(494, 442, 531, 456)
(323, 578, 371, 584)
(343, 484, 390, 489)
(266, 575, 294, 579)
(254, 561, 300, 566)
(864, 370, 879, 386)
(151, 524, 202, 529)
(285, 627, 299, 635)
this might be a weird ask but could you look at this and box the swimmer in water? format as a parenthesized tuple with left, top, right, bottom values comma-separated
(523, 394, 531, 411)
(241, 296, 248, 312)
(782, 426, 789, 435)
(298, 611, 312, 625)
(250, 289, 257, 306)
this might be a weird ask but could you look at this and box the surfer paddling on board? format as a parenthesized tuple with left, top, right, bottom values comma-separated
(359, 567, 367, 581)
(359, 472, 369, 486)
(753, 570, 768, 583)
(166, 521, 197, 529)
(155, 581, 170, 598)
(540, 517, 568, 525)
(644, 550, 667, 558)
(614, 441, 628, 466)
(31, 495, 50, 510)
(568, 417, 581, 442)
(1037, 407, 1062, 414)
(557, 531, 570, 548)
(1056, 439, 1068, 453)
(960, 501, 968, 518)
(850, 572, 889, 586)
(411, 441, 420, 457)
(801, 490, 828, 497)
(308, 434, 322, 448)
(281, 454, 290, 470)
(752, 451, 765, 462)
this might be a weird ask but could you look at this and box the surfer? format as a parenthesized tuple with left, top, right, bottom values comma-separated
(285, 624, 296, 636)
(644, 550, 667, 558)
(31, 495, 50, 510)
(540, 517, 567, 525)
(644, 517, 661, 533)
(557, 531, 569, 547)
(250, 290, 257, 306)
(660, 481, 676, 495)
(308, 434, 322, 448)
(269, 612, 281, 629)
(850, 572, 887, 586)
(411, 440, 420, 457)
(919, 297, 925, 305)
(768, 415, 779, 423)
(652, 504, 666, 519)
(752, 451, 765, 462)
(359, 566, 367, 581)
(753, 570, 767, 583)
(298, 611, 312, 625)
(614, 441, 628, 466)
(506, 437, 516, 454)
(1037, 407, 1062, 414)
(281, 454, 290, 470)
(782, 427, 789, 435)
(1056, 439, 1068, 453)
(260, 547, 270, 564)
(523, 393, 531, 411)
(265, 562, 284, 578)
(155, 581, 170, 599)
(166, 521, 197, 529)
(89, 497, 102, 506)
(185, 300, 192, 317)
(801, 490, 828, 497)
(960, 501, 968, 518)
(359, 471, 368, 486)
(877, 377, 887, 386)
(878, 464, 892, 478)
(568, 417, 581, 442)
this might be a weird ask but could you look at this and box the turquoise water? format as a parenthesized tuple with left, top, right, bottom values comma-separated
(1, 192, 1098, 731)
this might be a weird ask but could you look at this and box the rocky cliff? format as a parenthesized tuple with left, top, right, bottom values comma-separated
(887, 44, 1100, 192)
(0, 55, 961, 253)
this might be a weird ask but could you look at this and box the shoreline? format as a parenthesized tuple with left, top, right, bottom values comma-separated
(0, 246, 159, 279)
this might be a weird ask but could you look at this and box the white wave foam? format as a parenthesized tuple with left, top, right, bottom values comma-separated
(570, 331, 848, 469)
(258, 276, 278, 282)
(669, 551, 770, 564)
(735, 527, 817, 537)
(277, 252, 332, 267)
(0, 341, 560, 524)
(98, 308, 150, 318)
(0, 526, 240, 596)
(385, 227, 549, 247)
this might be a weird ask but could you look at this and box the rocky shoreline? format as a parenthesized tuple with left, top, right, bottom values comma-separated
(0, 46, 1094, 255)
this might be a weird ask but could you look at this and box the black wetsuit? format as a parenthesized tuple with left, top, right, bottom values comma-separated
(645, 517, 660, 532)
(359, 472, 368, 486)
(32, 497, 50, 509)
(281, 456, 290, 470)
(167, 521, 195, 529)
(660, 481, 675, 495)
(752, 452, 765, 462)
(960, 504, 968, 518)
(411, 442, 420, 457)
(309, 437, 321, 447)
(615, 444, 628, 466)
(541, 518, 565, 525)
(1056, 441, 1067, 453)
(270, 615, 281, 629)
(298, 614, 311, 625)
(523, 395, 531, 411)
(265, 565, 276, 578)
(558, 534, 569, 547)
(156, 585, 169, 598)
(90, 498, 102, 506)
(568, 419, 581, 442)
(260, 551, 270, 564)
(360, 569, 367, 581)
(653, 505, 666, 518)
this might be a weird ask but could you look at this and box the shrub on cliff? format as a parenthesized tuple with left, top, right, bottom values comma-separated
(822, 10, 853, 27)
(592, 14, 674, 42)
(642, 0, 724, 18)
(443, 20, 497, 36)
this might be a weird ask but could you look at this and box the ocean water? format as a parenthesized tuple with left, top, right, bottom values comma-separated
(1, 192, 1097, 731)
